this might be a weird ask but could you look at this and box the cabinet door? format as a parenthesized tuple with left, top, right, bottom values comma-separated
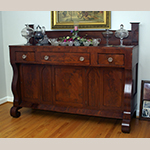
(20, 64, 41, 103)
(53, 66, 85, 107)
(100, 68, 124, 110)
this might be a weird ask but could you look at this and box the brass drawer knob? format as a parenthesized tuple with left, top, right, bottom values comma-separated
(22, 54, 27, 60)
(44, 55, 49, 61)
(108, 57, 113, 63)
(79, 56, 85, 62)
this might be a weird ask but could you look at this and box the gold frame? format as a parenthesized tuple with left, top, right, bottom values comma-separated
(51, 11, 111, 29)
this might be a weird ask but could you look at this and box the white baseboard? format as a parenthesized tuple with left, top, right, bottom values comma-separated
(136, 110, 140, 118)
(0, 96, 13, 105)
(0, 96, 7, 105)
(7, 96, 13, 102)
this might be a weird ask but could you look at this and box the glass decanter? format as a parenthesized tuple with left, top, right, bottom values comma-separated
(102, 29, 113, 46)
(115, 24, 129, 47)
(21, 24, 34, 45)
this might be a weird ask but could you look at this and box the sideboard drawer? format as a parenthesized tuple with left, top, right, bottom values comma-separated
(40, 52, 90, 65)
(15, 51, 35, 62)
(98, 54, 124, 66)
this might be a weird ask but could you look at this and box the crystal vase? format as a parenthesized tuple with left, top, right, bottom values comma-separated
(21, 24, 34, 45)
(102, 29, 113, 46)
(115, 24, 129, 47)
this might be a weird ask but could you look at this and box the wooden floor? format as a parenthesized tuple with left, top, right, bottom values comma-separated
(0, 102, 150, 138)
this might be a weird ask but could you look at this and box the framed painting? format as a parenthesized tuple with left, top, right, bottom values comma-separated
(140, 80, 150, 120)
(51, 11, 111, 29)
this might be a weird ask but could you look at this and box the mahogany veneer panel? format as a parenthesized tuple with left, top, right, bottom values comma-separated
(54, 66, 84, 107)
(102, 68, 124, 109)
(41, 66, 53, 104)
(40, 52, 90, 65)
(20, 64, 40, 103)
(87, 68, 101, 108)
(98, 54, 124, 66)
(15, 51, 35, 62)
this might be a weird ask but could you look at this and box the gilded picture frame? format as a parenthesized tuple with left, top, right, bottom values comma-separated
(51, 11, 111, 29)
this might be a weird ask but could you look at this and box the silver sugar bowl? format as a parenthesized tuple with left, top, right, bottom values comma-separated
(115, 24, 129, 47)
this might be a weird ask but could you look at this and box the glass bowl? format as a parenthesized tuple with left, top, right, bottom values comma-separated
(92, 38, 101, 46)
(59, 41, 67, 46)
(83, 41, 90, 46)
(51, 41, 59, 46)
(73, 41, 80, 46)
(48, 38, 58, 44)
(68, 41, 74, 46)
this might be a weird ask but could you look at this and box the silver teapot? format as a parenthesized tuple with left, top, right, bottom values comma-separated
(34, 25, 46, 45)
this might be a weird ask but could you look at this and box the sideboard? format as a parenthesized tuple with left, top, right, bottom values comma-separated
(9, 22, 139, 133)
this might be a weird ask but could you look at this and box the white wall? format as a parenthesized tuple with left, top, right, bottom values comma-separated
(0, 12, 7, 104)
(1, 11, 150, 116)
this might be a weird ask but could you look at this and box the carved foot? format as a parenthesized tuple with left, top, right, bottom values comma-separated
(121, 123, 130, 133)
(121, 119, 131, 133)
(121, 111, 131, 133)
(10, 106, 22, 118)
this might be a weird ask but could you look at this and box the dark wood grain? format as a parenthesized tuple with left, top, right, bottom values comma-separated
(41, 66, 53, 104)
(20, 64, 40, 104)
(40, 52, 90, 65)
(53, 66, 84, 108)
(87, 68, 100, 108)
(102, 68, 124, 109)
(10, 106, 22, 118)
(9, 23, 139, 133)
(15, 51, 35, 62)
(98, 54, 124, 66)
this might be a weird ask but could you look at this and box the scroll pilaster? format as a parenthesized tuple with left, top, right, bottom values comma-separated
(11, 63, 21, 106)
(122, 70, 133, 133)
(10, 62, 22, 118)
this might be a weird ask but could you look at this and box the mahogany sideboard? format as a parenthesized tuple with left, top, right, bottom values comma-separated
(9, 22, 139, 133)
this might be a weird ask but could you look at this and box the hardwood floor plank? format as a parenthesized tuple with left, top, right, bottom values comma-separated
(57, 115, 89, 138)
(1, 103, 150, 138)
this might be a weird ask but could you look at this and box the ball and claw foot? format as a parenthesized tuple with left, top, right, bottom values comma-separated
(10, 106, 22, 118)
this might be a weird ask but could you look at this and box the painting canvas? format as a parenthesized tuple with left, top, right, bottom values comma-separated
(58, 11, 104, 22)
(51, 11, 111, 29)
(142, 100, 150, 118)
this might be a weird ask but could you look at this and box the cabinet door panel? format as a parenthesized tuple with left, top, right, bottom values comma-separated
(53, 66, 84, 107)
(101, 68, 124, 110)
(41, 66, 53, 104)
(87, 68, 101, 108)
(20, 64, 40, 103)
